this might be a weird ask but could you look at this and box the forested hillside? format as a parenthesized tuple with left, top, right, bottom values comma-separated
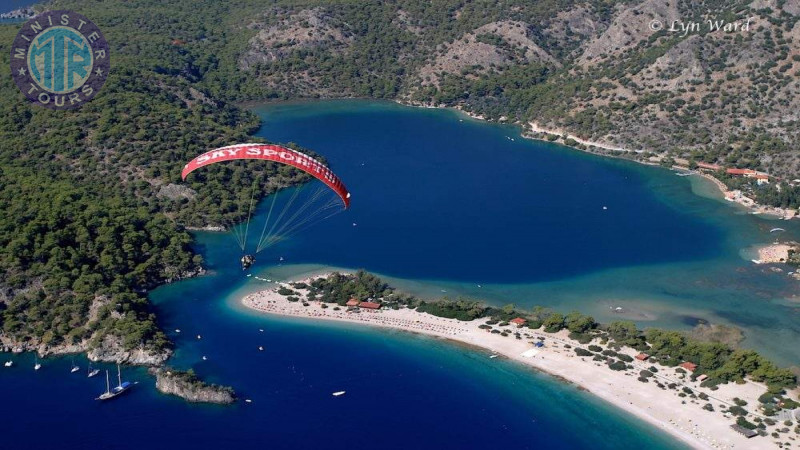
(235, 0, 800, 204)
(2, 0, 799, 362)
(0, 0, 311, 361)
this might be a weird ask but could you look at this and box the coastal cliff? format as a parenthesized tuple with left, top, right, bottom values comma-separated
(150, 368, 236, 404)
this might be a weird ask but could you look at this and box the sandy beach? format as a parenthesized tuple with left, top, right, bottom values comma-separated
(752, 244, 793, 264)
(242, 276, 793, 450)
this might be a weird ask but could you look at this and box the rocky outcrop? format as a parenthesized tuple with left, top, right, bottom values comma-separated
(185, 225, 227, 232)
(577, 0, 680, 66)
(418, 21, 559, 86)
(157, 183, 197, 201)
(0, 7, 35, 20)
(240, 8, 353, 70)
(0, 334, 170, 366)
(150, 368, 236, 404)
(88, 335, 171, 366)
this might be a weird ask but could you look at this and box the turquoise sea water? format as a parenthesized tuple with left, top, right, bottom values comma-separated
(251, 100, 800, 366)
(2, 100, 797, 449)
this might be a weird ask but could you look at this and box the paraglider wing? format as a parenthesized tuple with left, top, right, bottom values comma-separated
(181, 143, 351, 208)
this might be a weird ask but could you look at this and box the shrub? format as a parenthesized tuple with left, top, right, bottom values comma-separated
(588, 345, 603, 352)
(703, 403, 714, 412)
(609, 361, 627, 371)
(618, 354, 633, 363)
(568, 332, 592, 344)
(737, 416, 757, 430)
(728, 405, 748, 416)
(575, 348, 593, 357)
(640, 370, 653, 378)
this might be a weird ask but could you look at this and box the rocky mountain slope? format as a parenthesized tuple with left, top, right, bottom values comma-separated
(239, 0, 800, 180)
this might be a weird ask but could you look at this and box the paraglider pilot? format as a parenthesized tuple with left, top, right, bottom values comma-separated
(241, 254, 255, 270)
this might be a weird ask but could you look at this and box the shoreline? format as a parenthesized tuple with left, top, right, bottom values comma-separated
(398, 99, 797, 221)
(242, 276, 785, 450)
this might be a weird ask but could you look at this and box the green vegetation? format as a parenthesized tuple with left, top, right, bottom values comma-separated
(309, 272, 798, 398)
(2, 0, 799, 366)
(0, 2, 315, 357)
(152, 367, 236, 403)
(218, 0, 800, 196)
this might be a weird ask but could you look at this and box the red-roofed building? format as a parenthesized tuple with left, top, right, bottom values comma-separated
(510, 318, 527, 327)
(726, 168, 756, 176)
(680, 362, 698, 372)
(635, 353, 650, 361)
(359, 301, 381, 310)
(346, 298, 360, 307)
(697, 162, 721, 171)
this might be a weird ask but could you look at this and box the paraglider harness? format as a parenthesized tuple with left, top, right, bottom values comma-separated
(241, 255, 255, 270)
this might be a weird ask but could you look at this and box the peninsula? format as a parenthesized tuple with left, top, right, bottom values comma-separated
(244, 271, 800, 450)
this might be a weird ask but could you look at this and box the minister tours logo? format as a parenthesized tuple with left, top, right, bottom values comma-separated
(10, 10, 110, 110)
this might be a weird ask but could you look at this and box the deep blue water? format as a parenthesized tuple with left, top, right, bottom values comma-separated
(252, 101, 722, 283)
(0, 100, 702, 449)
(0, 0, 35, 10)
(250, 101, 800, 366)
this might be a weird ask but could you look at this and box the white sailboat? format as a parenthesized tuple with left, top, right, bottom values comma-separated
(70, 357, 80, 373)
(87, 363, 100, 378)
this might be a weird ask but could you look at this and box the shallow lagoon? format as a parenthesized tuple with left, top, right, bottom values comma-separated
(3, 99, 797, 449)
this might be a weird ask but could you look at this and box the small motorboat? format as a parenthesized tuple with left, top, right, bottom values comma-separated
(4, 361, 13, 367)
(34, 356, 41, 371)
(202, 356, 208, 361)
(332, 391, 346, 397)
(258, 346, 264, 351)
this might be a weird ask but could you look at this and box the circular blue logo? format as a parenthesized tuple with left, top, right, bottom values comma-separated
(10, 10, 110, 110)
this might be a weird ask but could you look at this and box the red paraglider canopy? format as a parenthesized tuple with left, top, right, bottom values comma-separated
(181, 143, 351, 208)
